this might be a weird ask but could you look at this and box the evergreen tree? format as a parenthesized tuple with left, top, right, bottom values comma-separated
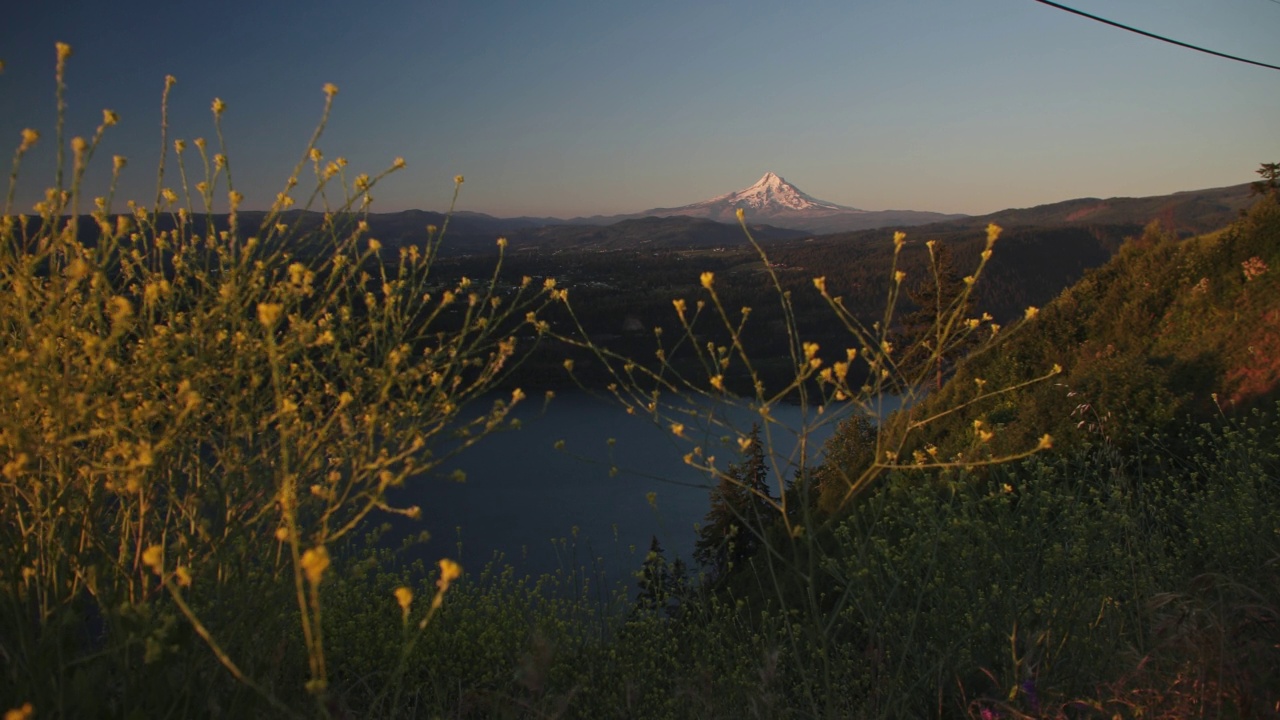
(894, 243, 973, 391)
(693, 424, 776, 580)
(635, 536, 689, 617)
(813, 414, 878, 513)
(1253, 162, 1280, 198)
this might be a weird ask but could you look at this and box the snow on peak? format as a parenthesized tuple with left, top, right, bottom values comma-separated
(709, 172, 848, 213)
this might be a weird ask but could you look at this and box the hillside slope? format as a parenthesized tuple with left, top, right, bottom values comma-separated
(814, 193, 1279, 503)
(893, 194, 1279, 464)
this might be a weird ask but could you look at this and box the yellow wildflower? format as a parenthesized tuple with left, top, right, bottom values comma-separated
(1024, 306, 1039, 321)
(394, 586, 413, 615)
(323, 83, 339, 97)
(212, 97, 225, 116)
(109, 296, 133, 324)
(57, 42, 73, 61)
(19, 129, 38, 151)
(454, 174, 464, 184)
(986, 223, 1002, 246)
(300, 546, 330, 585)
(175, 566, 192, 588)
(5, 702, 34, 720)
(434, 559, 461, 608)
(142, 545, 163, 574)
(700, 271, 714, 290)
(102, 109, 119, 126)
(257, 303, 283, 327)
(813, 276, 826, 293)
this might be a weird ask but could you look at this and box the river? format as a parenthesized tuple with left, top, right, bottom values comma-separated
(388, 391, 900, 582)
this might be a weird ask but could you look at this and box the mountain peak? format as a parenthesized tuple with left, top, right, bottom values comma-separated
(708, 172, 853, 214)
(635, 173, 963, 233)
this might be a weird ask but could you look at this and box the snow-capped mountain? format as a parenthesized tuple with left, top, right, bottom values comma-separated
(701, 172, 857, 214)
(635, 173, 964, 234)
(645, 172, 856, 222)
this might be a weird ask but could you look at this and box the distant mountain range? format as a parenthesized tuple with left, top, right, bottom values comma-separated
(433, 179, 1257, 254)
(567, 172, 965, 234)
(113, 177, 1259, 257)
(637, 172, 966, 233)
(433, 173, 1256, 245)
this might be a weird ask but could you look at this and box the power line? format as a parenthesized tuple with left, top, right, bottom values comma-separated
(1032, 0, 1280, 71)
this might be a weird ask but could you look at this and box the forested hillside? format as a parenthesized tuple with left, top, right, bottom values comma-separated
(828, 190, 1280, 478)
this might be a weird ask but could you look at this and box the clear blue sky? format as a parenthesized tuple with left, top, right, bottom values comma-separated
(2, 0, 1276, 218)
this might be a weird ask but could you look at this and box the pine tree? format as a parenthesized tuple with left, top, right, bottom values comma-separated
(895, 243, 973, 391)
(635, 535, 687, 617)
(813, 414, 878, 513)
(693, 424, 775, 580)
(1253, 162, 1280, 198)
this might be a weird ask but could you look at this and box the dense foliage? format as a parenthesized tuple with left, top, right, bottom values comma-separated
(851, 194, 1280, 480)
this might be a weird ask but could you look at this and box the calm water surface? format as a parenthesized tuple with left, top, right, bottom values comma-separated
(392, 392, 898, 580)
